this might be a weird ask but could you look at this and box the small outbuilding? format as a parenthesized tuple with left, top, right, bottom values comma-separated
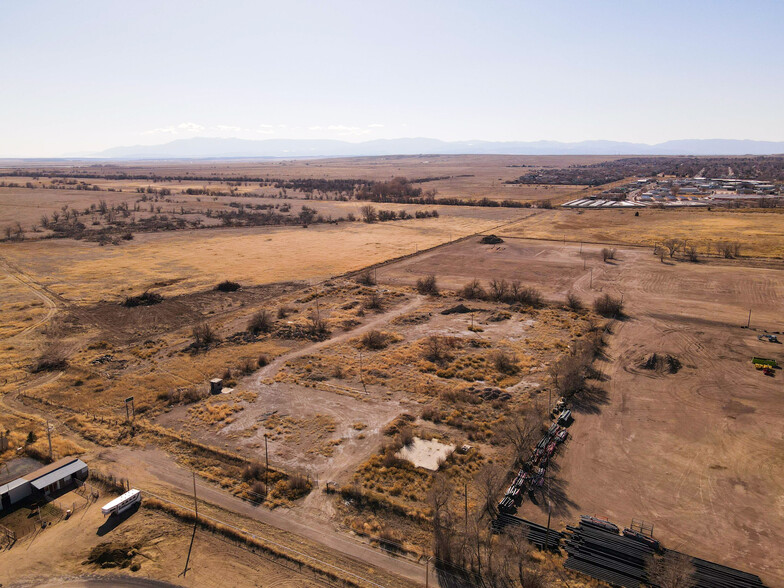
(0, 457, 88, 512)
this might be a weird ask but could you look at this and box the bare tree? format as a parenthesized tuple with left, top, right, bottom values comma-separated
(566, 291, 583, 311)
(662, 238, 683, 258)
(360, 205, 377, 223)
(192, 322, 218, 349)
(476, 464, 506, 521)
(646, 552, 696, 588)
(247, 310, 273, 335)
(416, 274, 439, 295)
(460, 279, 486, 300)
(498, 410, 542, 465)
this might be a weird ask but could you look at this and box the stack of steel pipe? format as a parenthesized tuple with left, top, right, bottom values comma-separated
(669, 552, 766, 588)
(563, 517, 655, 588)
(563, 517, 767, 588)
(492, 513, 562, 551)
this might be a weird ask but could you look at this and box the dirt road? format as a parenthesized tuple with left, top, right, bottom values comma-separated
(96, 446, 427, 586)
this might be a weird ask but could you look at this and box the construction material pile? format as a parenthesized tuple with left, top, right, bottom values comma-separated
(492, 513, 562, 552)
(563, 515, 766, 588)
(498, 420, 569, 515)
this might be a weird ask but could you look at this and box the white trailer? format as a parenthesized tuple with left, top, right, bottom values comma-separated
(101, 489, 141, 517)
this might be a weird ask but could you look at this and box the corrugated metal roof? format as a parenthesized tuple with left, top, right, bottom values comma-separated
(0, 478, 29, 495)
(29, 459, 87, 490)
(22, 457, 82, 482)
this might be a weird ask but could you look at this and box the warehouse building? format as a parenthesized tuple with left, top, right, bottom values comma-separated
(0, 457, 88, 513)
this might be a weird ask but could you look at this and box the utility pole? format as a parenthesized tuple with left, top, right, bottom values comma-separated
(590, 268, 593, 289)
(747, 309, 752, 328)
(46, 420, 52, 461)
(180, 471, 198, 577)
(580, 241, 583, 254)
(359, 350, 367, 393)
(545, 501, 552, 552)
(264, 434, 269, 497)
(464, 482, 468, 532)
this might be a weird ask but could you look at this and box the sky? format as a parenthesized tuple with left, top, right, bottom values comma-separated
(1, 0, 783, 157)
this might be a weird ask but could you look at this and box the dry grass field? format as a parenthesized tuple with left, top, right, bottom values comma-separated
(1, 156, 782, 587)
(500, 208, 784, 258)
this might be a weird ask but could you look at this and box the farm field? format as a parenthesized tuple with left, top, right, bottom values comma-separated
(377, 238, 784, 585)
(499, 208, 784, 258)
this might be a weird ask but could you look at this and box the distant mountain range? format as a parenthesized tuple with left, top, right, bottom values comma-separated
(91, 137, 784, 159)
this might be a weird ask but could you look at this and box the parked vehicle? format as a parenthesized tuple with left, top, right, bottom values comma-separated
(101, 489, 141, 517)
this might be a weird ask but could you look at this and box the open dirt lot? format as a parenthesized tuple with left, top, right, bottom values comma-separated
(379, 237, 784, 584)
(499, 207, 784, 259)
(0, 496, 329, 588)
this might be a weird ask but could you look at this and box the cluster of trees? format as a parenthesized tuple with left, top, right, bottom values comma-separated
(459, 278, 544, 307)
(358, 205, 439, 223)
(654, 239, 741, 261)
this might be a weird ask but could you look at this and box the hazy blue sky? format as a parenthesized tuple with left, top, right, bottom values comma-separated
(1, 0, 783, 156)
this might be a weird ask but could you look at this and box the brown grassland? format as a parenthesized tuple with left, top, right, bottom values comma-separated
(1, 156, 782, 587)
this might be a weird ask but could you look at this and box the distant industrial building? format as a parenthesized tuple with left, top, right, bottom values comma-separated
(0, 457, 88, 513)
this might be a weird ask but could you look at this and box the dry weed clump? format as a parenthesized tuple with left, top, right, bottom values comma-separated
(188, 398, 243, 425)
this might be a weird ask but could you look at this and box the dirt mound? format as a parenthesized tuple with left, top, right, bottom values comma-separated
(84, 540, 143, 569)
(441, 303, 473, 315)
(639, 352, 682, 374)
(480, 234, 504, 244)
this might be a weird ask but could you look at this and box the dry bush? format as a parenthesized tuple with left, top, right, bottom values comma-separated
(360, 329, 389, 350)
(363, 290, 383, 311)
(422, 335, 453, 364)
(192, 322, 219, 349)
(247, 310, 273, 334)
(397, 425, 415, 447)
(257, 353, 270, 367)
(356, 271, 376, 286)
(277, 306, 295, 319)
(601, 247, 616, 261)
(460, 279, 486, 300)
(215, 280, 241, 292)
(416, 274, 439, 295)
(250, 480, 267, 497)
(307, 311, 330, 338)
(566, 291, 583, 311)
(242, 461, 265, 482)
(684, 244, 699, 262)
(646, 551, 696, 588)
(716, 241, 742, 258)
(489, 278, 510, 302)
(593, 293, 624, 318)
(491, 350, 519, 374)
(238, 358, 256, 375)
(515, 286, 543, 307)
(32, 347, 68, 372)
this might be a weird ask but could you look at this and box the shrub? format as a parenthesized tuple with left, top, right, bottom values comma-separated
(122, 291, 163, 307)
(247, 310, 272, 335)
(515, 286, 543, 307)
(192, 322, 219, 349)
(216, 280, 241, 292)
(363, 291, 383, 311)
(257, 353, 270, 367)
(460, 279, 486, 300)
(601, 247, 616, 262)
(566, 291, 583, 311)
(423, 335, 453, 364)
(360, 329, 389, 350)
(356, 271, 376, 286)
(593, 294, 624, 318)
(491, 350, 519, 374)
(238, 358, 256, 375)
(32, 348, 69, 372)
(416, 275, 439, 295)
